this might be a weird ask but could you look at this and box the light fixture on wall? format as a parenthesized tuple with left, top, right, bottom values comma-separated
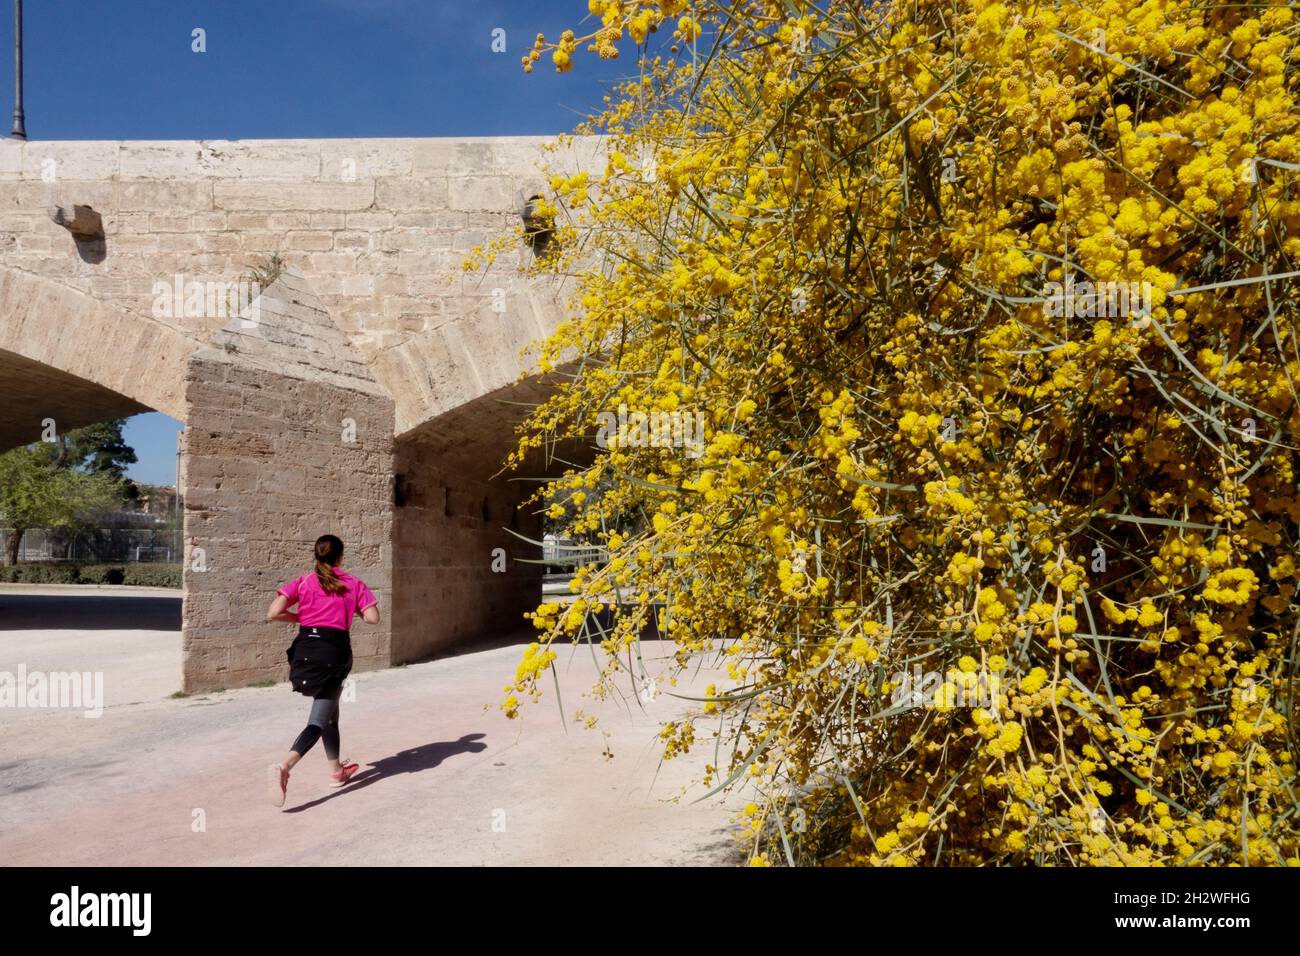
(51, 204, 104, 241)
(519, 193, 554, 255)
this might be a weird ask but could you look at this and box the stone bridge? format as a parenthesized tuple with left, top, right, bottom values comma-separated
(0, 136, 599, 691)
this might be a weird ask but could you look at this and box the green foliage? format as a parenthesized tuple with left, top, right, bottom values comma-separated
(0, 562, 82, 584)
(55, 420, 138, 489)
(0, 421, 141, 564)
(0, 445, 121, 548)
(0, 562, 181, 587)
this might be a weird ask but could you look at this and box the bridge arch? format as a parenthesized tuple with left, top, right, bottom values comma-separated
(0, 135, 603, 690)
(0, 268, 198, 451)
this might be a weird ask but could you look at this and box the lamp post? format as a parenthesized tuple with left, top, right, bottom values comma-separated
(174, 431, 182, 561)
(11, 0, 26, 139)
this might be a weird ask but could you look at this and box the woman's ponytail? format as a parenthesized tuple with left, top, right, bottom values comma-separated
(313, 535, 347, 595)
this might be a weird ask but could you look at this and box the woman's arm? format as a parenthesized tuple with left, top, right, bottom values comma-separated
(361, 604, 381, 625)
(267, 594, 299, 624)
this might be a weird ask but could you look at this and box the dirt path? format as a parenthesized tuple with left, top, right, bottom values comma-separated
(0, 594, 742, 866)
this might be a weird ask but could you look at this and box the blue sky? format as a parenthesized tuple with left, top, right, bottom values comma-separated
(2, 0, 634, 485)
(4, 0, 629, 140)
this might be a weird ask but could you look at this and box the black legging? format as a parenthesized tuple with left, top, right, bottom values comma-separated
(290, 687, 341, 761)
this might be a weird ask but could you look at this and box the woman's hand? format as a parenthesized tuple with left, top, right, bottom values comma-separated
(266, 594, 299, 624)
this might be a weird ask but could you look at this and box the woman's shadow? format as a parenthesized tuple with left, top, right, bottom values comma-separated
(284, 733, 486, 812)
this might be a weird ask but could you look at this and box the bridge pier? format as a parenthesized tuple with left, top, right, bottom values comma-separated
(180, 268, 396, 692)
(177, 268, 544, 692)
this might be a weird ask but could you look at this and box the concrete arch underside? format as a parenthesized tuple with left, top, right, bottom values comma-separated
(0, 267, 196, 451)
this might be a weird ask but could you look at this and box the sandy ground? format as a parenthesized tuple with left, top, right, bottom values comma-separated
(0, 586, 183, 706)
(0, 589, 744, 866)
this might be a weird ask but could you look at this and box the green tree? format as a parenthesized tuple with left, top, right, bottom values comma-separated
(0, 427, 133, 566)
(54, 419, 140, 501)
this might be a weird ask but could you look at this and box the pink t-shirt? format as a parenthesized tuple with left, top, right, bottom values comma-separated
(277, 570, 378, 631)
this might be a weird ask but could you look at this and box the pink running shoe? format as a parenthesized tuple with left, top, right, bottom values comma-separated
(329, 760, 360, 788)
(268, 763, 289, 807)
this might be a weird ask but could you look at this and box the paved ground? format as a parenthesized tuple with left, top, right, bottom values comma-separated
(0, 587, 744, 866)
(0, 586, 183, 706)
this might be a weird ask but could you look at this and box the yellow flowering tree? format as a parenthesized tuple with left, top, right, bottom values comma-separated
(494, 0, 1300, 865)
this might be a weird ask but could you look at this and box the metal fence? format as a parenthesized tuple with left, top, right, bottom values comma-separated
(0, 527, 182, 563)
(541, 534, 606, 582)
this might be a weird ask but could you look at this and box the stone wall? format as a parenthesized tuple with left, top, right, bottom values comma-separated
(0, 136, 603, 688)
(391, 436, 543, 664)
(0, 268, 197, 449)
(181, 269, 395, 692)
(0, 136, 600, 438)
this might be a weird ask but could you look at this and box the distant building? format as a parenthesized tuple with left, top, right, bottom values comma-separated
(135, 485, 177, 518)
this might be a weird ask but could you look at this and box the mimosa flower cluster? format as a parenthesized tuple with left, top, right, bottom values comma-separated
(488, 0, 1300, 866)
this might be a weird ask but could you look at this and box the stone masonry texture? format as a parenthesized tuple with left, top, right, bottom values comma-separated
(0, 136, 604, 689)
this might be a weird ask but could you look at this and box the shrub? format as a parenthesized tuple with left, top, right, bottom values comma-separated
(76, 564, 123, 585)
(0, 563, 81, 584)
(122, 564, 183, 588)
(77, 565, 127, 585)
(496, 1, 1300, 866)
(0, 562, 181, 588)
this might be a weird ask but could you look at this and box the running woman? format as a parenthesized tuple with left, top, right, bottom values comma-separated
(265, 534, 380, 807)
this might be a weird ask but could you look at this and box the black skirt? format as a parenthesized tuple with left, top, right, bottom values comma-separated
(286, 625, 353, 697)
